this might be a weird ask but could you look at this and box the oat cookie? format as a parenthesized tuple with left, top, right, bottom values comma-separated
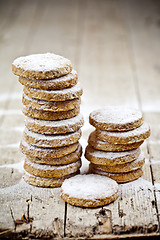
(89, 106, 143, 131)
(96, 122, 150, 144)
(24, 82, 83, 101)
(90, 152, 145, 173)
(20, 139, 79, 159)
(24, 127, 81, 148)
(61, 174, 118, 207)
(24, 158, 81, 178)
(19, 69, 78, 90)
(90, 166, 143, 183)
(22, 93, 80, 112)
(25, 114, 84, 135)
(23, 170, 80, 188)
(26, 144, 82, 165)
(85, 145, 141, 166)
(12, 53, 72, 79)
(88, 131, 143, 152)
(23, 105, 80, 121)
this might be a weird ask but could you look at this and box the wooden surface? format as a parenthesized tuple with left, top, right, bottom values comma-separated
(0, 0, 160, 239)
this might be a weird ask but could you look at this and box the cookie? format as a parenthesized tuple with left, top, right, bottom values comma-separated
(24, 127, 81, 148)
(88, 131, 143, 152)
(23, 82, 83, 101)
(12, 53, 72, 79)
(89, 106, 143, 131)
(23, 170, 80, 188)
(22, 105, 80, 121)
(90, 152, 145, 173)
(96, 122, 150, 144)
(20, 139, 79, 158)
(60, 174, 118, 207)
(89, 166, 143, 183)
(85, 145, 141, 166)
(26, 144, 82, 165)
(25, 114, 84, 135)
(22, 93, 81, 112)
(24, 158, 81, 178)
(19, 69, 78, 90)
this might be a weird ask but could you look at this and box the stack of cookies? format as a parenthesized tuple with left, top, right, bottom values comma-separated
(85, 106, 150, 183)
(12, 53, 84, 187)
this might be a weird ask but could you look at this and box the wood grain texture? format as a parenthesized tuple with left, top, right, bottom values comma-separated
(0, 0, 160, 238)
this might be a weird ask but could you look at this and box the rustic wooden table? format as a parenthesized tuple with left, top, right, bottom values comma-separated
(0, 0, 160, 239)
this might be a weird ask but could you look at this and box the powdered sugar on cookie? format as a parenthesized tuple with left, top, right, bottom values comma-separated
(61, 174, 118, 200)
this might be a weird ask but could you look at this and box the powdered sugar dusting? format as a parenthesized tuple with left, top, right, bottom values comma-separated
(25, 158, 81, 171)
(13, 53, 71, 72)
(86, 145, 141, 160)
(100, 122, 150, 138)
(25, 113, 84, 128)
(90, 106, 142, 125)
(61, 174, 118, 200)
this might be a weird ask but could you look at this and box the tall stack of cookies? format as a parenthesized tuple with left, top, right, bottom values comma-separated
(12, 53, 84, 187)
(85, 106, 150, 183)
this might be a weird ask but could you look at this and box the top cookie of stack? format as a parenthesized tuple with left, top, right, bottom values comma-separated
(85, 106, 150, 183)
(12, 53, 84, 187)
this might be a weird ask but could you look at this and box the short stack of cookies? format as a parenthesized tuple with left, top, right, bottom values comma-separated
(85, 106, 150, 183)
(12, 53, 84, 187)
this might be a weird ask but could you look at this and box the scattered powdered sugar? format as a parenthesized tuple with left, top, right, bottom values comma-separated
(0, 161, 24, 173)
(100, 122, 150, 138)
(12, 53, 71, 72)
(61, 174, 118, 200)
(90, 106, 142, 125)
(25, 158, 80, 170)
(24, 127, 81, 141)
(25, 113, 84, 127)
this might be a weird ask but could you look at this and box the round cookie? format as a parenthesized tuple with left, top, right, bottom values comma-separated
(96, 122, 150, 144)
(20, 139, 79, 159)
(22, 93, 81, 112)
(25, 114, 84, 135)
(22, 105, 80, 121)
(12, 53, 72, 79)
(88, 131, 143, 152)
(23, 170, 80, 188)
(24, 158, 81, 178)
(26, 144, 82, 165)
(85, 145, 141, 166)
(24, 127, 81, 148)
(89, 106, 143, 131)
(19, 69, 78, 90)
(90, 166, 143, 183)
(23, 82, 83, 101)
(60, 174, 118, 207)
(90, 152, 145, 173)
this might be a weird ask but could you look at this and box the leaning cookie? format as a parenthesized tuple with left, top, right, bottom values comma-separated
(90, 166, 143, 183)
(25, 114, 84, 135)
(90, 152, 145, 173)
(23, 127, 81, 148)
(12, 53, 72, 79)
(96, 122, 150, 144)
(23, 170, 80, 188)
(26, 144, 82, 165)
(20, 139, 79, 159)
(22, 105, 80, 121)
(85, 145, 141, 166)
(24, 158, 81, 178)
(19, 69, 78, 90)
(60, 174, 118, 207)
(23, 82, 83, 101)
(22, 93, 81, 112)
(88, 131, 143, 152)
(89, 106, 143, 131)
